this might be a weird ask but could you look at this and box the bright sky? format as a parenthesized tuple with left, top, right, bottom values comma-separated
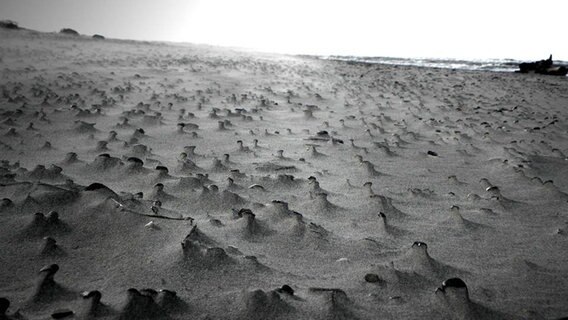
(2, 0, 567, 61)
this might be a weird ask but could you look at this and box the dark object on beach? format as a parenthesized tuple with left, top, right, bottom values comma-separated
(85, 182, 111, 191)
(92, 34, 105, 40)
(517, 55, 567, 76)
(544, 66, 568, 76)
(364, 273, 381, 283)
(0, 297, 9, 315)
(427, 150, 438, 157)
(51, 308, 74, 319)
(60, 28, 79, 36)
(0, 20, 19, 29)
(278, 285, 294, 295)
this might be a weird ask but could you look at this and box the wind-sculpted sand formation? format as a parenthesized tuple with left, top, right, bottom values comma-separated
(1, 28, 568, 320)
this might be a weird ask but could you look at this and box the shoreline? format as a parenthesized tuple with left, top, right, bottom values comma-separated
(4, 26, 568, 75)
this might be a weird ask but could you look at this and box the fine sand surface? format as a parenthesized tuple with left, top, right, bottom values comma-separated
(1, 28, 568, 320)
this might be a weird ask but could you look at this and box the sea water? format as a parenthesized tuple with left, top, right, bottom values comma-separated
(322, 55, 568, 73)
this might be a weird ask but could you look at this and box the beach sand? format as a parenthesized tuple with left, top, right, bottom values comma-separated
(1, 28, 567, 320)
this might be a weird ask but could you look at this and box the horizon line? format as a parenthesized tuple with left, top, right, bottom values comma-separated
(2, 21, 565, 64)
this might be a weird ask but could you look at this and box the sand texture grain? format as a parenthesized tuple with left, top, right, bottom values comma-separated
(1, 28, 568, 320)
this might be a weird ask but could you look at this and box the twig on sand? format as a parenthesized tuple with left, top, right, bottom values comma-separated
(108, 198, 194, 223)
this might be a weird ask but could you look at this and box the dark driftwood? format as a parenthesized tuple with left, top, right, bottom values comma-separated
(518, 55, 567, 76)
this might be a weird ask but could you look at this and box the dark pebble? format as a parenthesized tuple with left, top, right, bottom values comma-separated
(279, 284, 294, 295)
(364, 273, 381, 283)
(51, 308, 74, 319)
